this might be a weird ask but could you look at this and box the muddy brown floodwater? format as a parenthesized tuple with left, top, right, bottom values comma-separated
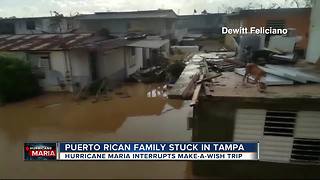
(0, 83, 194, 179)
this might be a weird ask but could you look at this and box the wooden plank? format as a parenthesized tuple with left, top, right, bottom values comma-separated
(190, 74, 204, 106)
(181, 74, 199, 99)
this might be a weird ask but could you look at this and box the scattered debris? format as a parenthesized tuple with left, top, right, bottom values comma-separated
(92, 78, 108, 103)
(196, 72, 222, 84)
(234, 68, 294, 86)
(131, 66, 165, 83)
(260, 64, 320, 84)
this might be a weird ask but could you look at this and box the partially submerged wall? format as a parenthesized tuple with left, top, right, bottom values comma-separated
(306, 0, 320, 63)
(192, 97, 320, 178)
(125, 47, 143, 76)
(97, 48, 126, 81)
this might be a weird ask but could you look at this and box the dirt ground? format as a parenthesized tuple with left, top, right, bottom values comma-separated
(0, 83, 195, 179)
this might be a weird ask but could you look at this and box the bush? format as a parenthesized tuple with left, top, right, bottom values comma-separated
(0, 55, 41, 103)
(166, 61, 186, 83)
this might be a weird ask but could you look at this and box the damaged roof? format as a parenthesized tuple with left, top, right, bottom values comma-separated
(75, 9, 177, 20)
(74, 38, 131, 51)
(0, 34, 93, 51)
(0, 33, 138, 51)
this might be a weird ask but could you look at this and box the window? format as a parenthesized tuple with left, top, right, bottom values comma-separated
(291, 138, 320, 163)
(263, 110, 297, 137)
(26, 20, 36, 30)
(0, 22, 15, 34)
(38, 55, 50, 71)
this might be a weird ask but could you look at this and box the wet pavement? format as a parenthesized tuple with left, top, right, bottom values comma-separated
(0, 83, 193, 179)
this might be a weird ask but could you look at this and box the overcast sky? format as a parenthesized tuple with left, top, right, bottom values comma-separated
(0, 0, 302, 18)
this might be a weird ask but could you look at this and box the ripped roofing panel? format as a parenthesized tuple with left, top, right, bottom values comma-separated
(0, 33, 92, 51)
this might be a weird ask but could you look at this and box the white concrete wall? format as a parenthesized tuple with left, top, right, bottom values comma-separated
(76, 18, 175, 37)
(41, 51, 67, 91)
(145, 48, 150, 59)
(306, 0, 320, 63)
(69, 50, 90, 77)
(97, 48, 126, 80)
(50, 51, 67, 74)
(14, 18, 70, 34)
(161, 40, 170, 58)
(37, 50, 90, 91)
(126, 47, 143, 76)
(69, 49, 91, 88)
(24, 51, 67, 92)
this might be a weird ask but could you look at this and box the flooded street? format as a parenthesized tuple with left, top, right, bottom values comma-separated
(0, 83, 193, 179)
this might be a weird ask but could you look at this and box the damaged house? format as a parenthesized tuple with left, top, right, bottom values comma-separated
(168, 5, 320, 179)
(0, 9, 173, 93)
(226, 8, 311, 53)
(0, 33, 169, 92)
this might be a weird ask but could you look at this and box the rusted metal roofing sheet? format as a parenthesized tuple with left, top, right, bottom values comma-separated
(0, 33, 92, 51)
(74, 38, 131, 51)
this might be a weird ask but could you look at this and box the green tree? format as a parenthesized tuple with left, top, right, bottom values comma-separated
(0, 55, 41, 103)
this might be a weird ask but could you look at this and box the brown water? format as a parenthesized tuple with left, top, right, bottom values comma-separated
(0, 83, 193, 179)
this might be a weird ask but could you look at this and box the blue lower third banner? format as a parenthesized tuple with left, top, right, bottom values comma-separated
(58, 142, 259, 160)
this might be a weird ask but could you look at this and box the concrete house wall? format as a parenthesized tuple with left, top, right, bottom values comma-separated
(306, 0, 320, 63)
(97, 48, 126, 81)
(77, 18, 175, 37)
(2, 45, 144, 92)
(96, 47, 143, 81)
(0, 17, 74, 35)
(125, 47, 143, 76)
(20, 50, 91, 92)
(193, 97, 320, 178)
(69, 49, 91, 87)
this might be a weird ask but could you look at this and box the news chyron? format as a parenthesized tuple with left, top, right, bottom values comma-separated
(24, 142, 259, 161)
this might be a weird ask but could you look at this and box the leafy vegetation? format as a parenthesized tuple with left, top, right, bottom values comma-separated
(0, 55, 40, 103)
(166, 61, 186, 83)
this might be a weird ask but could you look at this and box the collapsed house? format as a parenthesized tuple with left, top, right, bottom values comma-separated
(0, 33, 170, 92)
(168, 4, 320, 178)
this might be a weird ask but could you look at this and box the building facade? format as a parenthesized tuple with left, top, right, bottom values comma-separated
(227, 8, 311, 51)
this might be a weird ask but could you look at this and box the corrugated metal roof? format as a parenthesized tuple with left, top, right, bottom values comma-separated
(75, 10, 177, 20)
(0, 34, 92, 51)
(74, 38, 131, 51)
